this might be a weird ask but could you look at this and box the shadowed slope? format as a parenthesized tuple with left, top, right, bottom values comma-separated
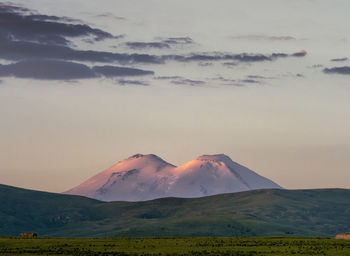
(1, 184, 349, 237)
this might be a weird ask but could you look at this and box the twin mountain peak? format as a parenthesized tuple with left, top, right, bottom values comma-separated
(65, 154, 282, 201)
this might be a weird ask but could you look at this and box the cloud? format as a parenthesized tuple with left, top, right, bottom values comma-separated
(331, 58, 348, 62)
(0, 4, 114, 46)
(310, 64, 323, 69)
(92, 65, 154, 77)
(170, 78, 205, 86)
(0, 60, 95, 80)
(231, 35, 296, 41)
(0, 4, 160, 70)
(323, 66, 350, 75)
(162, 37, 194, 45)
(223, 62, 238, 67)
(117, 79, 148, 86)
(212, 76, 264, 86)
(125, 37, 194, 50)
(240, 79, 260, 84)
(155, 75, 205, 86)
(198, 62, 213, 67)
(0, 4, 309, 83)
(0, 41, 163, 64)
(165, 52, 300, 63)
(94, 13, 126, 21)
(246, 75, 266, 79)
(154, 76, 183, 80)
(292, 50, 307, 57)
(1, 40, 305, 67)
(0, 60, 155, 80)
(126, 42, 170, 49)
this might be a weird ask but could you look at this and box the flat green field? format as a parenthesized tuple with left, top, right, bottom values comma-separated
(0, 237, 349, 256)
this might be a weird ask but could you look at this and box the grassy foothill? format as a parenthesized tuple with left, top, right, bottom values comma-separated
(0, 237, 349, 256)
(1, 184, 350, 238)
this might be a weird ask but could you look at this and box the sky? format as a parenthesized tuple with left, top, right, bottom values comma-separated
(0, 0, 349, 193)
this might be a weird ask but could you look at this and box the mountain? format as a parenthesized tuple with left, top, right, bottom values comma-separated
(65, 154, 282, 201)
(1, 184, 349, 237)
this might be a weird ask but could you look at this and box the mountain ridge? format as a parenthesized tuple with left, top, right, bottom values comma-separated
(1, 183, 349, 237)
(65, 154, 282, 201)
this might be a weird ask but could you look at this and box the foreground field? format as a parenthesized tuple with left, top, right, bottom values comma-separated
(0, 237, 349, 256)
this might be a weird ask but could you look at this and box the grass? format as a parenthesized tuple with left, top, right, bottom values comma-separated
(0, 237, 349, 256)
(1, 184, 349, 237)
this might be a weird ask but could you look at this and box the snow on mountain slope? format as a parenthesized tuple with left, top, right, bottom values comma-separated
(64, 154, 282, 201)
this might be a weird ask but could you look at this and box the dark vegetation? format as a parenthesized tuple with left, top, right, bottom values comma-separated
(0, 184, 349, 238)
(0, 237, 349, 256)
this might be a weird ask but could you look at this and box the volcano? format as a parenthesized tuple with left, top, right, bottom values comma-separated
(65, 154, 282, 201)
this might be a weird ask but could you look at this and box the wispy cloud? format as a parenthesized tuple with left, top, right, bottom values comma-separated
(331, 58, 348, 62)
(125, 37, 194, 50)
(212, 76, 263, 86)
(126, 42, 170, 49)
(162, 37, 194, 45)
(0, 60, 154, 80)
(230, 35, 296, 41)
(117, 79, 149, 86)
(323, 66, 350, 75)
(170, 78, 205, 86)
(92, 66, 154, 77)
(0, 41, 163, 64)
(166, 51, 305, 63)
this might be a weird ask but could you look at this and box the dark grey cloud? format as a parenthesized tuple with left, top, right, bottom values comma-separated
(92, 65, 154, 77)
(323, 66, 350, 75)
(198, 62, 213, 67)
(231, 35, 296, 41)
(212, 77, 241, 86)
(165, 52, 296, 63)
(212, 76, 263, 86)
(0, 4, 309, 83)
(94, 13, 126, 20)
(0, 4, 161, 72)
(26, 14, 81, 23)
(310, 64, 323, 69)
(0, 60, 155, 80)
(0, 41, 163, 64)
(223, 62, 238, 67)
(125, 37, 193, 50)
(0, 4, 114, 46)
(125, 37, 194, 50)
(0, 60, 95, 80)
(291, 50, 307, 57)
(170, 78, 205, 86)
(331, 58, 348, 62)
(117, 79, 148, 86)
(247, 75, 266, 79)
(240, 79, 260, 84)
(154, 76, 183, 80)
(126, 42, 170, 49)
(162, 37, 193, 45)
(1, 39, 304, 67)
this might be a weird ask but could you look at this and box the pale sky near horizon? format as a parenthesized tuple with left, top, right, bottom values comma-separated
(0, 0, 349, 192)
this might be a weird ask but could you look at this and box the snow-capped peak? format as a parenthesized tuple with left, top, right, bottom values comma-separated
(64, 153, 282, 201)
(195, 154, 239, 168)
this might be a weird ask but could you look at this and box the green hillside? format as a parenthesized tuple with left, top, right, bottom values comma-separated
(0, 184, 349, 237)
